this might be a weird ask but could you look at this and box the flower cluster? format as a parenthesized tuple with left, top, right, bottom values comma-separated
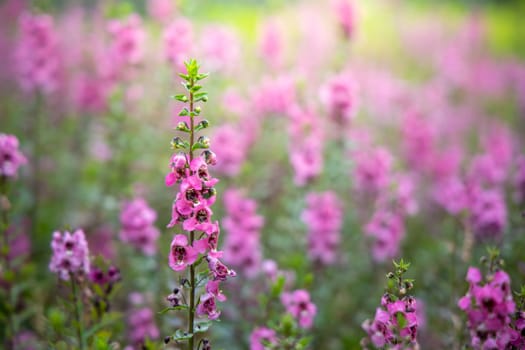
(362, 260, 419, 349)
(126, 307, 160, 346)
(320, 72, 357, 127)
(281, 289, 317, 329)
(222, 188, 264, 278)
(301, 191, 343, 265)
(164, 18, 193, 72)
(468, 188, 507, 242)
(364, 209, 405, 263)
(119, 198, 160, 255)
(250, 327, 277, 350)
(14, 13, 62, 94)
(458, 264, 518, 349)
(353, 147, 392, 196)
(287, 104, 324, 186)
(0, 133, 27, 178)
(49, 229, 90, 281)
(165, 60, 235, 340)
(333, 0, 356, 39)
(106, 14, 145, 79)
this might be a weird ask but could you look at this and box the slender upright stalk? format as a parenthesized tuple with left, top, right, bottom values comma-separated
(188, 77, 196, 350)
(70, 275, 85, 350)
(30, 92, 43, 237)
(1, 175, 14, 350)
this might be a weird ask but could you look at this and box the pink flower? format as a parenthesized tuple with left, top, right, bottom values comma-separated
(458, 266, 516, 349)
(206, 280, 226, 302)
(301, 191, 343, 265)
(164, 18, 192, 72)
(14, 13, 62, 94)
(364, 209, 405, 263)
(207, 256, 236, 281)
(251, 75, 296, 115)
(432, 176, 469, 215)
(168, 234, 198, 272)
(106, 14, 145, 78)
(120, 198, 160, 255)
(333, 0, 356, 38)
(199, 26, 240, 73)
(49, 229, 90, 280)
(258, 19, 283, 70)
(468, 188, 507, 242)
(353, 147, 392, 196)
(212, 124, 247, 177)
(148, 0, 176, 24)
(196, 293, 221, 320)
(363, 295, 419, 348)
(320, 73, 357, 127)
(127, 307, 159, 344)
(0, 134, 27, 178)
(281, 289, 317, 329)
(250, 327, 277, 350)
(222, 189, 264, 278)
(290, 135, 324, 187)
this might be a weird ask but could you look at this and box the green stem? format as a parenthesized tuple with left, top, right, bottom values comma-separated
(1, 175, 14, 349)
(30, 92, 42, 238)
(70, 275, 85, 350)
(188, 78, 195, 350)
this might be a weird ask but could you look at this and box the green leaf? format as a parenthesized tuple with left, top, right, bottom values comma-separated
(158, 305, 189, 315)
(195, 120, 210, 132)
(296, 336, 313, 349)
(271, 275, 286, 298)
(396, 312, 407, 329)
(196, 73, 209, 81)
(194, 320, 212, 333)
(179, 108, 189, 117)
(172, 94, 188, 102)
(190, 85, 202, 93)
(172, 329, 193, 341)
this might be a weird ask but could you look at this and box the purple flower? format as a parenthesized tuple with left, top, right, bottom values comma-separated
(14, 13, 62, 94)
(320, 72, 357, 126)
(196, 292, 221, 320)
(364, 209, 405, 263)
(120, 198, 160, 255)
(222, 189, 264, 278)
(168, 234, 198, 272)
(163, 18, 192, 72)
(0, 133, 27, 178)
(127, 307, 159, 345)
(207, 256, 236, 281)
(49, 229, 90, 280)
(250, 327, 277, 350)
(281, 289, 317, 329)
(468, 188, 507, 242)
(458, 266, 516, 349)
(301, 191, 343, 265)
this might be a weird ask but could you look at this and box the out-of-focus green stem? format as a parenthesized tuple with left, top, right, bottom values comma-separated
(70, 275, 85, 350)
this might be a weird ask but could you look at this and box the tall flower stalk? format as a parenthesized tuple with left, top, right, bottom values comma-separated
(164, 59, 235, 349)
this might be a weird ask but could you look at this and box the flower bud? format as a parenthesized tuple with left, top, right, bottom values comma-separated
(202, 150, 217, 166)
(197, 136, 210, 148)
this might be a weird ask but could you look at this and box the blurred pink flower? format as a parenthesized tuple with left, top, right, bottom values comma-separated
(120, 198, 159, 255)
(281, 289, 317, 329)
(0, 133, 27, 178)
(14, 12, 62, 94)
(301, 191, 343, 265)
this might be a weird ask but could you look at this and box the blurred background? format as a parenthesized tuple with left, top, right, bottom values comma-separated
(1, 0, 525, 349)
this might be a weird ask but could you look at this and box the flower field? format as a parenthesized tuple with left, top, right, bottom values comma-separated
(1, 0, 525, 349)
